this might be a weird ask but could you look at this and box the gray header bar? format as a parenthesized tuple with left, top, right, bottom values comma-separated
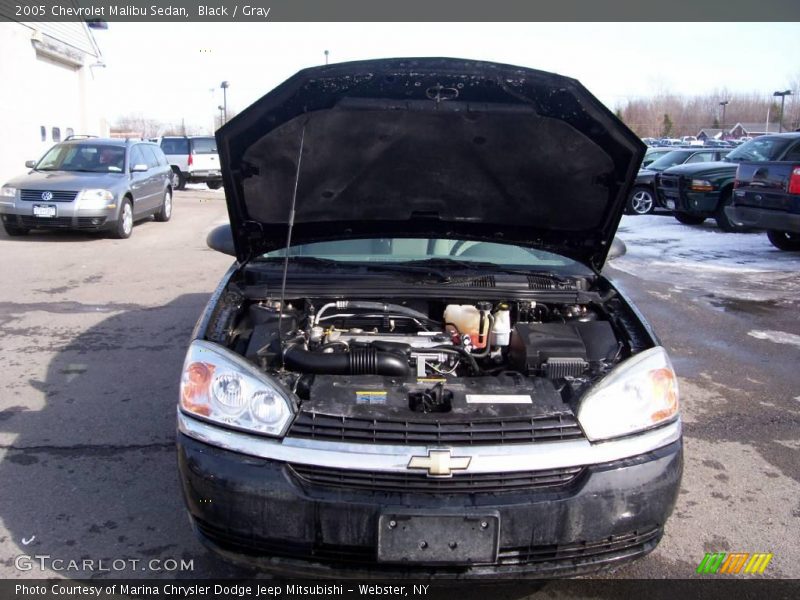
(1, 0, 799, 22)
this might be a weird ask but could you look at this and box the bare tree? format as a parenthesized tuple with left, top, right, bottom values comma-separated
(111, 114, 211, 139)
(616, 90, 788, 137)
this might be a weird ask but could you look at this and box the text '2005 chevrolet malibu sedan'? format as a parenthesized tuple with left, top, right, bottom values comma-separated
(177, 58, 682, 578)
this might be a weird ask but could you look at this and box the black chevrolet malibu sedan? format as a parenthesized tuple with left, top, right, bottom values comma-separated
(176, 58, 682, 578)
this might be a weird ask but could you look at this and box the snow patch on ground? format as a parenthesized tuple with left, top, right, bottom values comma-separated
(612, 215, 800, 303)
(616, 215, 800, 272)
(747, 330, 800, 348)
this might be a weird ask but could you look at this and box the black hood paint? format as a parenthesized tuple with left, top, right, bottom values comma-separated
(216, 58, 645, 270)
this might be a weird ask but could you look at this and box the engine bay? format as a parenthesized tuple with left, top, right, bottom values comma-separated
(204, 281, 649, 421)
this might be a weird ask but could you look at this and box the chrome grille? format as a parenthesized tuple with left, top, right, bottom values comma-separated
(20, 190, 78, 202)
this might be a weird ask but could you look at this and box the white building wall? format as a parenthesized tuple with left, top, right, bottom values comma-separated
(0, 22, 107, 187)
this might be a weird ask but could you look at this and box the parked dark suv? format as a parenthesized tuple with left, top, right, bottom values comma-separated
(627, 147, 730, 215)
(177, 58, 682, 579)
(656, 135, 800, 231)
(0, 138, 173, 238)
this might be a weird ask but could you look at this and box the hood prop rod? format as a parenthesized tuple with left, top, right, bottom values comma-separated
(278, 124, 307, 370)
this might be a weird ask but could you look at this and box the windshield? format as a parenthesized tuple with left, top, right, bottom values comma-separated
(724, 137, 794, 162)
(258, 238, 578, 269)
(36, 144, 126, 173)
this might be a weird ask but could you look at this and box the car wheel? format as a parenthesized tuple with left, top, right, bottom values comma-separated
(154, 188, 172, 222)
(2, 222, 29, 236)
(626, 186, 655, 215)
(172, 169, 186, 191)
(111, 198, 133, 239)
(766, 230, 800, 251)
(673, 212, 706, 225)
(714, 189, 747, 232)
(206, 181, 223, 190)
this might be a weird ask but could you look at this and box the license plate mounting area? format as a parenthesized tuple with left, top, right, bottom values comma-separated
(377, 512, 500, 565)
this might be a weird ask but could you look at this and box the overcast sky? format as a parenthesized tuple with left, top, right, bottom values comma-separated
(92, 22, 800, 132)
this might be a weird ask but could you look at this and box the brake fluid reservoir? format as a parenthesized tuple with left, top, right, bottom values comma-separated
(444, 305, 489, 349)
(491, 303, 511, 346)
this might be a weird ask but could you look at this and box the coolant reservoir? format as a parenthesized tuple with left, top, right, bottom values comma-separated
(444, 304, 490, 349)
(491, 303, 512, 347)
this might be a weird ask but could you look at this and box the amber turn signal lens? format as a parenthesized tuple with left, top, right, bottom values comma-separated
(650, 367, 678, 421)
(181, 361, 215, 416)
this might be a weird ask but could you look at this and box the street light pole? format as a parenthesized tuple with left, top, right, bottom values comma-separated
(209, 87, 216, 132)
(324, 50, 329, 65)
(719, 100, 729, 137)
(220, 81, 230, 125)
(773, 90, 792, 133)
(217, 105, 224, 128)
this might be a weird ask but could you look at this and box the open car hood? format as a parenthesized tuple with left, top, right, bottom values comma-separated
(216, 58, 644, 270)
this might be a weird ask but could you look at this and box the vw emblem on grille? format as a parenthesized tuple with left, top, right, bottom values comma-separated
(41, 191, 53, 201)
(408, 449, 471, 478)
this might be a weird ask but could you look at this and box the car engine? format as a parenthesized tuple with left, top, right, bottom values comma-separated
(205, 286, 641, 418)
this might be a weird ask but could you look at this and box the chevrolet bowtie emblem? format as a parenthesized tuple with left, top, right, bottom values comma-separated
(407, 450, 471, 477)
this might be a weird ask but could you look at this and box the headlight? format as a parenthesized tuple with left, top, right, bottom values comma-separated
(179, 340, 294, 437)
(1, 186, 17, 198)
(76, 189, 114, 208)
(689, 179, 714, 192)
(577, 346, 679, 441)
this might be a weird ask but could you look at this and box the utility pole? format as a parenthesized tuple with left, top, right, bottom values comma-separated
(220, 81, 229, 124)
(719, 100, 729, 137)
(773, 90, 792, 133)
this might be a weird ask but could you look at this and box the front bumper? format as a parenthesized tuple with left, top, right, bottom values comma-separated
(0, 202, 117, 230)
(177, 427, 683, 578)
(725, 205, 800, 234)
(656, 173, 720, 214)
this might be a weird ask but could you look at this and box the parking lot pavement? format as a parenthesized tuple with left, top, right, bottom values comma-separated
(606, 215, 800, 579)
(0, 189, 252, 578)
(0, 201, 797, 583)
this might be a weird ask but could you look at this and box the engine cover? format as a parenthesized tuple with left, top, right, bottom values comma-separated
(508, 321, 618, 376)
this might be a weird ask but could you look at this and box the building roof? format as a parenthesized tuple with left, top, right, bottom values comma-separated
(730, 122, 788, 135)
(697, 128, 723, 138)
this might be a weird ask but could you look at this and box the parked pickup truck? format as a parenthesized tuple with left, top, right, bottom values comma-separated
(656, 133, 800, 232)
(726, 145, 800, 251)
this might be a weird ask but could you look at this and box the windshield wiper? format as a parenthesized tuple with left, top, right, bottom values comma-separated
(251, 256, 451, 282)
(403, 259, 583, 285)
(399, 258, 540, 278)
(253, 256, 340, 268)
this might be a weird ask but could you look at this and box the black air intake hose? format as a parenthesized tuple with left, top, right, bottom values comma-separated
(283, 344, 410, 376)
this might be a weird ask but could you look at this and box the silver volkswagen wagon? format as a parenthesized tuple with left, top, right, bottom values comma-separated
(1, 137, 173, 239)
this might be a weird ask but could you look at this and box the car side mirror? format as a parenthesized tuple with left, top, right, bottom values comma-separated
(607, 237, 627, 261)
(131, 163, 149, 172)
(207, 223, 236, 256)
(25, 160, 36, 168)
